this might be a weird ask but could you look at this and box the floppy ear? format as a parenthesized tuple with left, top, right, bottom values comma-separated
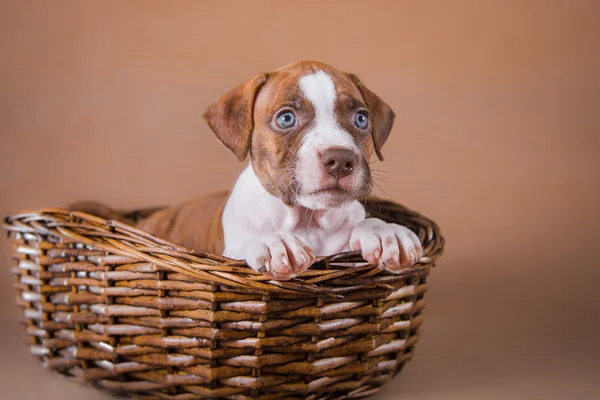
(346, 73, 395, 161)
(203, 73, 269, 161)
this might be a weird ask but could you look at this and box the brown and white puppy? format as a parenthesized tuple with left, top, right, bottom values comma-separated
(135, 61, 423, 279)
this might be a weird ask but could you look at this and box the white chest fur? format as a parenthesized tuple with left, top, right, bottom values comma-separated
(222, 164, 366, 259)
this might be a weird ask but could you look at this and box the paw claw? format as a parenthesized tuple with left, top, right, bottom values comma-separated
(244, 233, 315, 280)
(273, 262, 291, 274)
(384, 253, 400, 267)
(350, 219, 424, 273)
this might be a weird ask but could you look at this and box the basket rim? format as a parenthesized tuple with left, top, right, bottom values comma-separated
(4, 200, 445, 296)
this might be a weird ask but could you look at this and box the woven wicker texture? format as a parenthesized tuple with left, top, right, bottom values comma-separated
(4, 199, 444, 399)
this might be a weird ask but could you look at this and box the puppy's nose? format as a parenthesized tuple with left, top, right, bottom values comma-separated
(321, 148, 357, 178)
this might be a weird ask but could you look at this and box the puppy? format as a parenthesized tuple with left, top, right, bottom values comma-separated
(78, 61, 423, 280)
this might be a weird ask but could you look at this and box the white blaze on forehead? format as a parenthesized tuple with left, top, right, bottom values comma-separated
(299, 70, 337, 124)
(295, 70, 365, 209)
(298, 71, 359, 153)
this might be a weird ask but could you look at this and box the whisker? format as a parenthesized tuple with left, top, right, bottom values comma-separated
(306, 208, 316, 236)
(243, 184, 268, 190)
(284, 137, 299, 157)
(253, 188, 270, 217)
(372, 181, 390, 198)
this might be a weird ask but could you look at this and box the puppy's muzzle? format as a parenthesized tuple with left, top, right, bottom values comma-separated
(321, 148, 357, 179)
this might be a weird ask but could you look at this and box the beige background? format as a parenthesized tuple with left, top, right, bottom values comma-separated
(1, 1, 599, 399)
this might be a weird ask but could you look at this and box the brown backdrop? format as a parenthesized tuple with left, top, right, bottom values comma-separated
(1, 1, 599, 399)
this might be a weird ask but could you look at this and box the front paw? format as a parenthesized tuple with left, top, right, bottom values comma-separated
(244, 233, 316, 280)
(350, 218, 423, 272)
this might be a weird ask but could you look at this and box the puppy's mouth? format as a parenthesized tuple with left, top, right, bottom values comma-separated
(308, 185, 350, 196)
(296, 184, 358, 209)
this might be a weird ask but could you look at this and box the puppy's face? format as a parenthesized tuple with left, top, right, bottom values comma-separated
(204, 61, 395, 210)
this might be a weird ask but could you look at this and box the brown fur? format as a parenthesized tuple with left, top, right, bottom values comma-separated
(135, 191, 228, 253)
(68, 195, 227, 253)
(203, 74, 269, 161)
(74, 62, 395, 252)
(345, 73, 395, 161)
(204, 61, 394, 208)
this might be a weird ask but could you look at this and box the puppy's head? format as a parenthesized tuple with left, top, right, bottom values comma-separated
(203, 61, 395, 210)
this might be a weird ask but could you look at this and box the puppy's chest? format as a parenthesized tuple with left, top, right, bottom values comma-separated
(283, 213, 355, 256)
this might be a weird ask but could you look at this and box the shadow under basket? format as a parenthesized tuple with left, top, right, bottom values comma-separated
(3, 199, 445, 400)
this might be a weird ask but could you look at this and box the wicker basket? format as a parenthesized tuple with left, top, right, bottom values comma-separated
(3, 199, 444, 400)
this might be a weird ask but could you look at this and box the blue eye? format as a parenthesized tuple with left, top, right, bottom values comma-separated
(354, 111, 369, 129)
(275, 111, 296, 129)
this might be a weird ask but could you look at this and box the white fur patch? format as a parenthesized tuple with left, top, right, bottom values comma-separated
(222, 164, 366, 260)
(295, 71, 363, 208)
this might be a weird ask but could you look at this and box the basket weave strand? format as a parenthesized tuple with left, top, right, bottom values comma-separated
(4, 200, 444, 399)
